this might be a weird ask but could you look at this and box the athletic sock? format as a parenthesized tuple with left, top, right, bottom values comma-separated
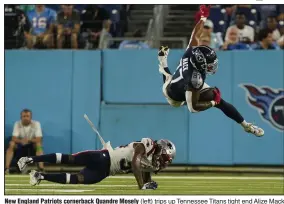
(162, 67, 171, 82)
(31, 153, 71, 164)
(41, 173, 78, 184)
(215, 99, 244, 124)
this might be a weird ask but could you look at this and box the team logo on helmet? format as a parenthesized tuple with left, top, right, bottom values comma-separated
(240, 84, 284, 132)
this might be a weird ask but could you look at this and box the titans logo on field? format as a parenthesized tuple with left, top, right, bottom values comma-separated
(240, 84, 284, 131)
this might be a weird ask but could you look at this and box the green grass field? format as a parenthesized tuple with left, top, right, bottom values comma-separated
(5, 174, 284, 195)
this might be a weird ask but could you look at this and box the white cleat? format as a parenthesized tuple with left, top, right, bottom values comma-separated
(158, 46, 170, 70)
(17, 157, 33, 172)
(244, 123, 264, 137)
(29, 170, 42, 186)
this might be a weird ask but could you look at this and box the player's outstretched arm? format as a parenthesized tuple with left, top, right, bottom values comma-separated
(142, 172, 152, 183)
(188, 20, 205, 48)
(132, 143, 157, 189)
(187, 5, 210, 48)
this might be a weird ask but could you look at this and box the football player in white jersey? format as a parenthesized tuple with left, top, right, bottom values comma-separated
(17, 138, 176, 190)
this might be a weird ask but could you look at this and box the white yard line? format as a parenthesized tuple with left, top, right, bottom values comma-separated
(5, 175, 284, 180)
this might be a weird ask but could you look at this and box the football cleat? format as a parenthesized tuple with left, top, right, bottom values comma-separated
(244, 123, 264, 137)
(17, 157, 33, 172)
(158, 46, 169, 57)
(30, 170, 42, 186)
(158, 46, 170, 68)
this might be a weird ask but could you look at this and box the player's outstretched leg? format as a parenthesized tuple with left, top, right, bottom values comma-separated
(158, 46, 172, 83)
(29, 170, 81, 186)
(215, 99, 264, 137)
(29, 152, 110, 186)
(18, 151, 104, 172)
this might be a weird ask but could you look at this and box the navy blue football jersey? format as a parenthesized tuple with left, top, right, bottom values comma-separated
(166, 47, 206, 102)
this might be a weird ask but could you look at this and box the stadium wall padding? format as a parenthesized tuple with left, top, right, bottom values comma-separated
(5, 50, 284, 165)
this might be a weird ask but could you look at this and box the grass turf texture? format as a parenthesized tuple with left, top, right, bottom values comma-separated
(5, 174, 284, 195)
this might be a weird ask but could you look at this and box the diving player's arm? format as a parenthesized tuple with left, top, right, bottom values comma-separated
(132, 143, 156, 189)
(187, 5, 211, 48)
(187, 19, 205, 48)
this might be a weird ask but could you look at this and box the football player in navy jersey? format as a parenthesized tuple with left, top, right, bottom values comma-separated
(158, 5, 264, 137)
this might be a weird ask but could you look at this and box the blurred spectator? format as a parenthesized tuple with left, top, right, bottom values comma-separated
(251, 28, 280, 50)
(57, 5, 80, 49)
(221, 27, 250, 50)
(257, 5, 279, 25)
(119, 29, 150, 49)
(278, 35, 284, 49)
(225, 12, 255, 43)
(202, 20, 223, 49)
(5, 5, 30, 49)
(266, 16, 281, 41)
(5, 109, 44, 174)
(26, 5, 56, 49)
(80, 5, 111, 49)
(278, 26, 284, 49)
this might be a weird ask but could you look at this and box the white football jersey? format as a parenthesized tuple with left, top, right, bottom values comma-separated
(108, 138, 155, 175)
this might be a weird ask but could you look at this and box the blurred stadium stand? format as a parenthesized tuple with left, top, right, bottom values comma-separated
(4, 4, 284, 50)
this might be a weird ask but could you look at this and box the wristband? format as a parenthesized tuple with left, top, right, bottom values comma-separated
(201, 17, 207, 22)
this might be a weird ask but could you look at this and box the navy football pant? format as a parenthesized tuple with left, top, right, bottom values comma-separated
(31, 150, 110, 184)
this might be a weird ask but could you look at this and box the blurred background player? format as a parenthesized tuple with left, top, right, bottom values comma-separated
(26, 5, 56, 49)
(18, 138, 176, 190)
(5, 109, 44, 174)
(158, 5, 264, 137)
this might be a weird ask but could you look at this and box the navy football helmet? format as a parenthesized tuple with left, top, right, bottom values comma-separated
(190, 45, 218, 75)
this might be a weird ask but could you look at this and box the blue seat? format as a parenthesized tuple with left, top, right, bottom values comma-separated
(208, 6, 228, 34)
(230, 7, 259, 29)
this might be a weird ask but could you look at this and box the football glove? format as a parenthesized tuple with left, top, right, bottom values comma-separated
(200, 5, 211, 18)
(141, 181, 158, 190)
